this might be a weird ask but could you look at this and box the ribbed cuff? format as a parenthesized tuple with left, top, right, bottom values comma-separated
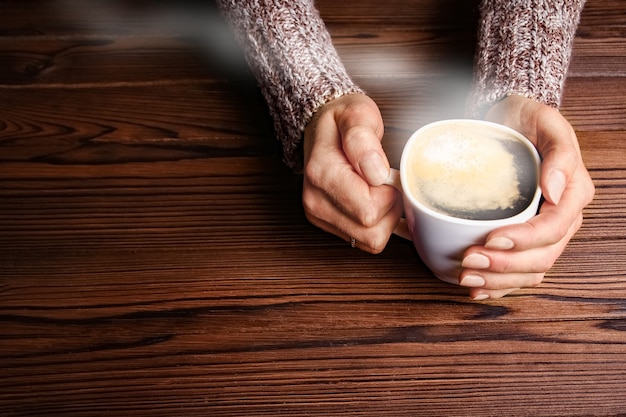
(216, 0, 363, 171)
(467, 0, 585, 118)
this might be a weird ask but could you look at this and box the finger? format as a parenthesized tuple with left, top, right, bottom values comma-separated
(335, 98, 389, 186)
(462, 212, 580, 282)
(534, 111, 581, 205)
(484, 165, 592, 252)
(304, 154, 399, 228)
(459, 216, 580, 300)
(462, 264, 547, 290)
(303, 168, 400, 230)
(305, 191, 404, 254)
(469, 287, 521, 301)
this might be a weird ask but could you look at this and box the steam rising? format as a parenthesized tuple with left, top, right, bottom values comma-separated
(56, 0, 248, 72)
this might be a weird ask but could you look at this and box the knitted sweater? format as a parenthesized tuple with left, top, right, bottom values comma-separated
(468, 0, 586, 117)
(216, 0, 585, 171)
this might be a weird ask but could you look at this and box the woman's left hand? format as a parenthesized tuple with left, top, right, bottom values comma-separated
(458, 95, 595, 300)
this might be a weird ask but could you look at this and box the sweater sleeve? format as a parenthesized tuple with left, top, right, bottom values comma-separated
(467, 0, 586, 118)
(215, 0, 363, 172)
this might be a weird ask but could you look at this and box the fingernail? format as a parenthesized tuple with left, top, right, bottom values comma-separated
(547, 169, 566, 205)
(472, 293, 490, 301)
(460, 275, 485, 287)
(461, 253, 490, 269)
(485, 237, 515, 250)
(360, 152, 388, 186)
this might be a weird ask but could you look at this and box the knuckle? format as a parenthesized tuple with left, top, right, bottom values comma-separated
(562, 140, 580, 165)
(363, 231, 389, 254)
(528, 273, 546, 287)
(368, 245, 385, 255)
(494, 256, 515, 274)
(304, 160, 325, 187)
(535, 256, 556, 273)
(301, 184, 318, 214)
(533, 217, 569, 247)
(585, 177, 596, 203)
(491, 253, 552, 275)
(356, 206, 378, 228)
(303, 210, 319, 228)
(302, 193, 319, 218)
(343, 125, 373, 148)
(341, 99, 371, 120)
(575, 213, 584, 230)
(551, 221, 571, 245)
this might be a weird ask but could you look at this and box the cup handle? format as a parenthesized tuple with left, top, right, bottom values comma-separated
(385, 168, 412, 241)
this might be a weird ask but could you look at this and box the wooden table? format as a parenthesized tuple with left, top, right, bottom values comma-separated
(2, 1, 625, 415)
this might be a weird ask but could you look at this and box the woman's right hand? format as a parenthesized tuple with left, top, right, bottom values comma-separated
(302, 93, 403, 254)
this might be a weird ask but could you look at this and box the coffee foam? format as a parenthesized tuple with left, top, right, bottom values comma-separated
(407, 124, 526, 219)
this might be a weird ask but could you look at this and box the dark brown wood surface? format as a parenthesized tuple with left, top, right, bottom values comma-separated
(1, 0, 625, 416)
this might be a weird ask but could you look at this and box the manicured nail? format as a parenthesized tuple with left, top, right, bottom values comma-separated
(472, 293, 490, 301)
(460, 275, 485, 287)
(360, 152, 388, 186)
(461, 253, 490, 269)
(485, 237, 515, 250)
(547, 169, 566, 205)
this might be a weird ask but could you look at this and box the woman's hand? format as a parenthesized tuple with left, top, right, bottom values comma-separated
(302, 93, 403, 254)
(459, 95, 595, 300)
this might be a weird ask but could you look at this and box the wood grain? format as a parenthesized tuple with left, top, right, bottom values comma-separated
(1, 0, 626, 416)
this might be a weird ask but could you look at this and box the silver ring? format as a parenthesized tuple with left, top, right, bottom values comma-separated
(350, 237, 356, 248)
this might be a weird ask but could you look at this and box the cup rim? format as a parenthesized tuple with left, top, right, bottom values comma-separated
(399, 119, 543, 226)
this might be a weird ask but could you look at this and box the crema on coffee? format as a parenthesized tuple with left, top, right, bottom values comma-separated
(406, 123, 537, 221)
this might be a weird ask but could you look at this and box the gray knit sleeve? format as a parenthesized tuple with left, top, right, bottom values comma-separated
(467, 0, 586, 117)
(215, 0, 363, 171)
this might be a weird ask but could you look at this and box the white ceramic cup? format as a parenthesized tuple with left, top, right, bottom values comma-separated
(386, 119, 542, 284)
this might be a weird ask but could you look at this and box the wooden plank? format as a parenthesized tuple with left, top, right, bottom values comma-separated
(1, 0, 478, 36)
(577, 0, 626, 35)
(0, 37, 233, 86)
(569, 38, 626, 77)
(2, 301, 626, 415)
(0, 0, 228, 38)
(560, 78, 626, 131)
(0, 83, 275, 162)
(317, 0, 480, 28)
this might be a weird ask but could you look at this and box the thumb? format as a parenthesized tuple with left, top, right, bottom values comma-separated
(535, 112, 580, 206)
(336, 95, 389, 186)
(484, 96, 579, 207)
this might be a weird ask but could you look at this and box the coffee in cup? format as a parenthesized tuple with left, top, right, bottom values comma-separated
(405, 121, 538, 221)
